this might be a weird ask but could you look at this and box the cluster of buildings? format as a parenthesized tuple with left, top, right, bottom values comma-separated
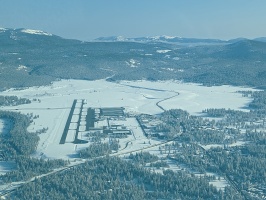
(86, 107, 132, 137)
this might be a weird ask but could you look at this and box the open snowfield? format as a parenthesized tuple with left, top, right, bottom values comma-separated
(120, 80, 257, 115)
(0, 79, 257, 159)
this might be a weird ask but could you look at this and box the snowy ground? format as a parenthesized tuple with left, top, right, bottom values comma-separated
(195, 172, 229, 190)
(201, 140, 247, 150)
(0, 79, 258, 192)
(0, 79, 257, 160)
(0, 161, 16, 175)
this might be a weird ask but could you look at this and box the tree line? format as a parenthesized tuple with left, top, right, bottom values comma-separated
(0, 95, 31, 106)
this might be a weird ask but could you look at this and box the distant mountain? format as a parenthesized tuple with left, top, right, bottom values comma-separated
(96, 35, 266, 46)
(95, 35, 228, 46)
(1, 28, 266, 89)
(227, 37, 248, 43)
(0, 28, 54, 39)
(95, 36, 129, 42)
(212, 40, 266, 60)
(254, 37, 266, 42)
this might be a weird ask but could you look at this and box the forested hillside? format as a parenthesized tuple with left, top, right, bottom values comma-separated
(1, 29, 266, 89)
(12, 157, 239, 200)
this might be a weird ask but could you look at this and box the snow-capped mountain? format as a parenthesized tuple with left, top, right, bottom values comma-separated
(20, 29, 53, 36)
(95, 36, 129, 42)
(0, 28, 70, 43)
(0, 28, 53, 36)
(95, 35, 228, 45)
(1, 27, 266, 89)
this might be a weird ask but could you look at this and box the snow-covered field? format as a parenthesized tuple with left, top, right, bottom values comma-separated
(0, 79, 257, 160)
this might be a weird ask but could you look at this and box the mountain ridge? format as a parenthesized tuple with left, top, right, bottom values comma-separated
(1, 28, 265, 45)
(95, 35, 228, 45)
(0, 28, 266, 89)
(95, 35, 266, 46)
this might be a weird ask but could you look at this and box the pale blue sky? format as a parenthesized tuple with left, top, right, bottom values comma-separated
(0, 0, 265, 40)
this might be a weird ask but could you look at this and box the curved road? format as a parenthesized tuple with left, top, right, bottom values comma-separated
(119, 82, 180, 112)
(156, 93, 179, 112)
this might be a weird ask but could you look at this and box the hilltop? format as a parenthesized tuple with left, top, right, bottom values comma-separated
(1, 28, 266, 89)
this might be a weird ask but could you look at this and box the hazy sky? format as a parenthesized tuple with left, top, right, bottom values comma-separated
(1, 0, 266, 41)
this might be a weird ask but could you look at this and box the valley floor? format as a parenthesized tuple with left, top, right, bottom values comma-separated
(0, 79, 256, 159)
(0, 79, 261, 197)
